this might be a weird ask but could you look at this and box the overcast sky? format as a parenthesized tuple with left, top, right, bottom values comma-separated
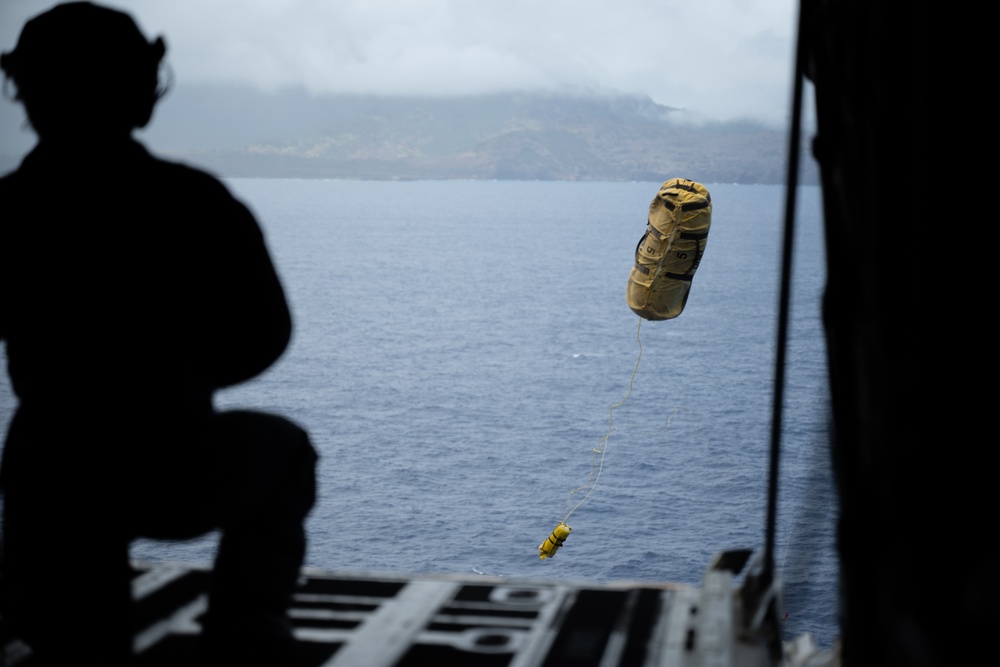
(1, 0, 799, 126)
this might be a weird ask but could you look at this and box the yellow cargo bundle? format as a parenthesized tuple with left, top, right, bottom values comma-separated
(538, 522, 572, 560)
(626, 178, 712, 320)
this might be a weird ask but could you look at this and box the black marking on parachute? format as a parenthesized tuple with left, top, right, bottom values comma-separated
(648, 228, 708, 243)
(667, 181, 700, 193)
(664, 180, 712, 203)
(634, 233, 649, 255)
(662, 199, 711, 212)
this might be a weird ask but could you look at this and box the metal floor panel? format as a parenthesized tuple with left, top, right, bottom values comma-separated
(1, 561, 786, 666)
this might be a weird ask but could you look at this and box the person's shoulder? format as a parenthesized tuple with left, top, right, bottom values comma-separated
(144, 150, 234, 198)
(0, 162, 30, 214)
(142, 147, 260, 231)
(0, 160, 26, 188)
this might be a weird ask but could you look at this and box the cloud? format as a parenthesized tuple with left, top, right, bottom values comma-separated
(1, 0, 797, 125)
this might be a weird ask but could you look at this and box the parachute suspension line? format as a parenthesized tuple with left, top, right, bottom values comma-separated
(562, 316, 644, 524)
(650, 406, 679, 437)
(780, 524, 795, 574)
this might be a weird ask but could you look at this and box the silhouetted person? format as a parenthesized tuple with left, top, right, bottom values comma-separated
(0, 3, 317, 665)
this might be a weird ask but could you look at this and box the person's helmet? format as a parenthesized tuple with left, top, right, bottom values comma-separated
(0, 2, 167, 136)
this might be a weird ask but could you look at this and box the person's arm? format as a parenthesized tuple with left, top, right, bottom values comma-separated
(194, 181, 293, 389)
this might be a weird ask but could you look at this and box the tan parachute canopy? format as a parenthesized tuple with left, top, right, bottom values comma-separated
(626, 178, 712, 321)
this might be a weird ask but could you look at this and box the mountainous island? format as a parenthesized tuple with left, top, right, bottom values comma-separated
(1, 86, 815, 184)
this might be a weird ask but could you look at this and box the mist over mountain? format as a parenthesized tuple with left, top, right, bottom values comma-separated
(1, 85, 814, 184)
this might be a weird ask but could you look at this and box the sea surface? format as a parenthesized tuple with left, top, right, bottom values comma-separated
(0, 179, 838, 647)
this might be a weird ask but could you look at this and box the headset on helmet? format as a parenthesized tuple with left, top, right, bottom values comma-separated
(1, 2, 168, 131)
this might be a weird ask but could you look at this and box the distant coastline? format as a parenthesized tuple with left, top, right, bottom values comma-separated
(1, 88, 817, 184)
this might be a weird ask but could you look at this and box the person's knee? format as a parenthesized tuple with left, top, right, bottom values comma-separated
(280, 419, 318, 511)
(214, 410, 317, 511)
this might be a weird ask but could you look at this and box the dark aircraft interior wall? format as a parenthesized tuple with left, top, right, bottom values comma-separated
(806, 3, 992, 666)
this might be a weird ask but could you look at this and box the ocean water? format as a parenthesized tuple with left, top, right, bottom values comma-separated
(0, 179, 838, 647)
